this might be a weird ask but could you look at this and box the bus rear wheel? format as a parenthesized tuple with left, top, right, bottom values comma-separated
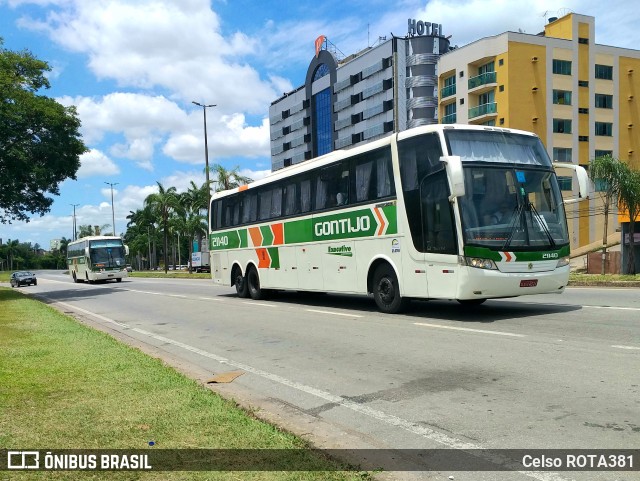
(233, 266, 248, 298)
(372, 264, 408, 314)
(247, 266, 264, 300)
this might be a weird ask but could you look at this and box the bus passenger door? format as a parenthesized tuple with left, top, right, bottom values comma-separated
(420, 171, 459, 298)
(296, 245, 324, 291)
(322, 240, 356, 293)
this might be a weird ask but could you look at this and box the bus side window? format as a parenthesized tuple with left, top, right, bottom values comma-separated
(355, 159, 374, 202)
(376, 152, 395, 198)
(284, 182, 298, 216)
(300, 179, 312, 213)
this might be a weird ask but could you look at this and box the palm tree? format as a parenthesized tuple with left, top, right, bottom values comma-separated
(183, 211, 208, 273)
(209, 164, 252, 192)
(144, 182, 180, 273)
(588, 155, 624, 275)
(618, 165, 640, 274)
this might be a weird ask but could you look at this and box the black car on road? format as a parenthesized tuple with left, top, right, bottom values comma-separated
(10, 271, 37, 287)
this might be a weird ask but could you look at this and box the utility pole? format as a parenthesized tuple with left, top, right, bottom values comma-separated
(192, 101, 216, 222)
(70, 204, 80, 240)
(104, 182, 119, 236)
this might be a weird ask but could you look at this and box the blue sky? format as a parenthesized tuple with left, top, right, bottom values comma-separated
(1, 0, 639, 249)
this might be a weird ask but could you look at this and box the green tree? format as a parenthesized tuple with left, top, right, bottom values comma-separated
(588, 155, 624, 275)
(209, 164, 252, 192)
(77, 224, 110, 238)
(618, 165, 640, 275)
(145, 182, 180, 273)
(0, 40, 87, 223)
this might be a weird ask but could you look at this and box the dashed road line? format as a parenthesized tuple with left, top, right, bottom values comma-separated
(306, 309, 363, 318)
(414, 322, 526, 337)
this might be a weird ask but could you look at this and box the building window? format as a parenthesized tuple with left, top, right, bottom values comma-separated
(579, 136, 589, 142)
(498, 58, 504, 66)
(579, 107, 589, 114)
(499, 85, 504, 92)
(578, 37, 589, 44)
(595, 64, 613, 80)
(553, 118, 572, 134)
(557, 176, 573, 190)
(553, 147, 572, 162)
(314, 88, 333, 156)
(552, 59, 571, 75)
(595, 122, 613, 136)
(595, 93, 613, 109)
(578, 80, 589, 87)
(313, 63, 330, 81)
(595, 149, 613, 158)
(553, 90, 572, 105)
(459, 71, 464, 78)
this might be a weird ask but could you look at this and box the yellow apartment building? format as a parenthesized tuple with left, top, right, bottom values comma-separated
(438, 12, 640, 250)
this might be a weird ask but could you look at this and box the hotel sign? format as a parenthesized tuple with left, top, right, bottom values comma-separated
(408, 19, 443, 37)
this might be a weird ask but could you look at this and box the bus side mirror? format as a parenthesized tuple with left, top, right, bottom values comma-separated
(125, 245, 130, 256)
(553, 162, 590, 204)
(440, 155, 466, 199)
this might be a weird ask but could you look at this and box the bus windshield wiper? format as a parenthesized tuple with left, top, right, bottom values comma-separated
(528, 202, 556, 247)
(502, 202, 524, 250)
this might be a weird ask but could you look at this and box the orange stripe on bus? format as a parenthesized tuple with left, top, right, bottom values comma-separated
(271, 223, 284, 245)
(249, 227, 263, 247)
(374, 207, 385, 236)
(256, 248, 270, 268)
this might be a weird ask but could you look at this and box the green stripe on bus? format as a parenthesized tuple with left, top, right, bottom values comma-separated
(463, 245, 570, 261)
(212, 204, 399, 250)
(260, 225, 274, 246)
(267, 247, 280, 269)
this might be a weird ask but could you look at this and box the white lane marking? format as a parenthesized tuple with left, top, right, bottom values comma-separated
(198, 296, 224, 301)
(169, 294, 187, 298)
(49, 299, 568, 480)
(306, 309, 363, 318)
(243, 302, 276, 308)
(612, 345, 640, 350)
(583, 305, 640, 311)
(414, 322, 526, 338)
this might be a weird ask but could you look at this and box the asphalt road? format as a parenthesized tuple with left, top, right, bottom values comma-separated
(12, 271, 640, 480)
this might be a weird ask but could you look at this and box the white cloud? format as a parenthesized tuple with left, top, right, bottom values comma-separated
(77, 149, 120, 178)
(19, 0, 281, 114)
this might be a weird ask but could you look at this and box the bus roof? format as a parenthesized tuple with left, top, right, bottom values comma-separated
(68, 236, 123, 245)
(211, 124, 540, 200)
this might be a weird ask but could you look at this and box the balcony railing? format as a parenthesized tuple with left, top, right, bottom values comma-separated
(468, 71, 497, 90)
(441, 112, 457, 124)
(440, 84, 456, 98)
(468, 102, 497, 119)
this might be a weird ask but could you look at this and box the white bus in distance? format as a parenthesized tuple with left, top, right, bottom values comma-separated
(208, 124, 588, 313)
(67, 236, 129, 283)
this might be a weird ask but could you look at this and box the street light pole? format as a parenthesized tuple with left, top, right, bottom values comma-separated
(104, 182, 119, 236)
(192, 101, 216, 221)
(70, 204, 80, 240)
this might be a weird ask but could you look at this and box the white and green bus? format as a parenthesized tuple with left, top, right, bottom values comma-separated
(67, 236, 129, 283)
(209, 124, 587, 313)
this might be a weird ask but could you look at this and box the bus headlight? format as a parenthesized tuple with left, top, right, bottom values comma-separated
(463, 257, 498, 270)
(556, 256, 570, 268)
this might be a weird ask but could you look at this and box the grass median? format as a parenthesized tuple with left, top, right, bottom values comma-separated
(0, 288, 370, 480)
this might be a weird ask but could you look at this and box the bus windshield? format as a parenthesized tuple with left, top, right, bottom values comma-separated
(457, 166, 569, 250)
(89, 240, 126, 268)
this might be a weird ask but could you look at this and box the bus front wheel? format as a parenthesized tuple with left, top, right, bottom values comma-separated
(233, 266, 248, 298)
(247, 266, 264, 300)
(372, 264, 408, 314)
